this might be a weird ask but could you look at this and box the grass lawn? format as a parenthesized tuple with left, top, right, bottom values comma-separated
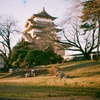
(0, 60, 100, 99)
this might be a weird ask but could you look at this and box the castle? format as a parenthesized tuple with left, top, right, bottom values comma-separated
(22, 8, 61, 42)
(22, 8, 64, 56)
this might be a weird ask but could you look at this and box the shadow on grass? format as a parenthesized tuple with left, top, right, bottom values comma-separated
(82, 71, 100, 77)
(0, 61, 100, 79)
(61, 61, 100, 72)
(0, 84, 100, 99)
(0, 70, 49, 79)
(61, 61, 100, 77)
(69, 71, 100, 78)
(0, 73, 24, 79)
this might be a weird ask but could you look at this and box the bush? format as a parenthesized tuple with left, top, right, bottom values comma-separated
(49, 66, 60, 76)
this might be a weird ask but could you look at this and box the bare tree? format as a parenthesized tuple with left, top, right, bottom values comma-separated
(48, 0, 97, 60)
(0, 14, 20, 68)
(25, 23, 65, 56)
(81, 0, 100, 61)
(41, 24, 65, 56)
(60, 23, 98, 60)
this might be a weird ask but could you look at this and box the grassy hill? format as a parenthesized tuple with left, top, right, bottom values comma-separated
(0, 60, 100, 99)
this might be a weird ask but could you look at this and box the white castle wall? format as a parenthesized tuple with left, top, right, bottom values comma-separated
(34, 17, 52, 22)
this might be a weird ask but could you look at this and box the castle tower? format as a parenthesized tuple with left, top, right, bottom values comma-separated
(22, 8, 61, 43)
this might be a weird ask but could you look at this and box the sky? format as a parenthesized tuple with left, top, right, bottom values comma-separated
(0, 0, 85, 55)
(0, 0, 98, 57)
(0, 0, 67, 47)
(0, 0, 66, 29)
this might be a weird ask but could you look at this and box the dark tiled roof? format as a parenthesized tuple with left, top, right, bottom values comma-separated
(28, 19, 36, 24)
(31, 25, 46, 29)
(55, 28, 62, 32)
(33, 9, 57, 20)
(28, 19, 55, 26)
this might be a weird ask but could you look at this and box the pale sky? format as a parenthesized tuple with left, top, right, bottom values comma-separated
(0, 0, 66, 29)
(0, 0, 67, 47)
(0, 0, 84, 49)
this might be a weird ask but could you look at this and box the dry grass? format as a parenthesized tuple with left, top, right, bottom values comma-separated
(0, 60, 100, 98)
(0, 60, 100, 88)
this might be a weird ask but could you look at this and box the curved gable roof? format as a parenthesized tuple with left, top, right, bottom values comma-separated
(33, 8, 57, 20)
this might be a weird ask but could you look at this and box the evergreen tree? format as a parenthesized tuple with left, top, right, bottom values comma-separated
(10, 40, 30, 67)
(81, 0, 100, 61)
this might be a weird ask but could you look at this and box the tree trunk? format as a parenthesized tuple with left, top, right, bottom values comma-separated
(83, 53, 90, 60)
(96, 19, 100, 61)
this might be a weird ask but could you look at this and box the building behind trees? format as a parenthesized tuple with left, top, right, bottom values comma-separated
(22, 8, 65, 57)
